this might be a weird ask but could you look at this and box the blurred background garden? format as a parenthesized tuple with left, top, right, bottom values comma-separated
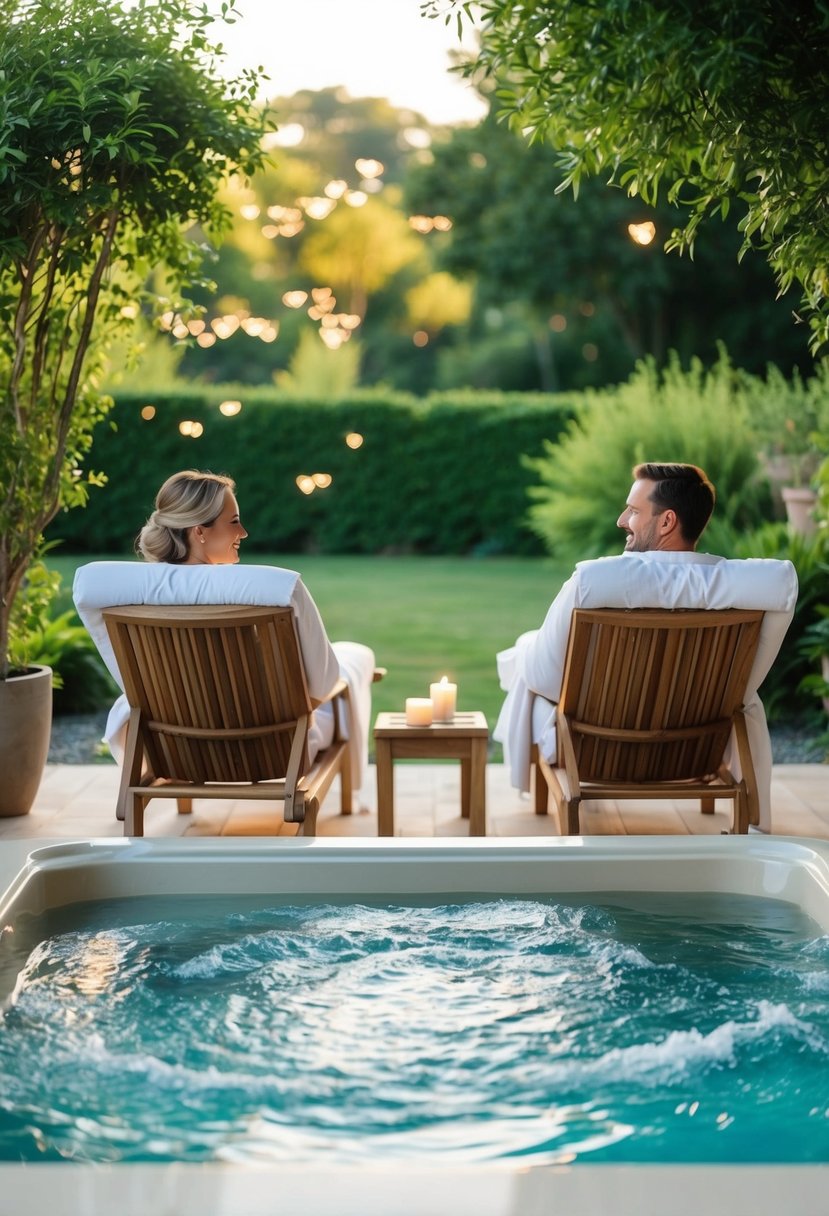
(3, 0, 829, 766)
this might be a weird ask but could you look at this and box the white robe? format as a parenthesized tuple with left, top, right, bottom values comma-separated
(73, 561, 376, 793)
(493, 552, 798, 832)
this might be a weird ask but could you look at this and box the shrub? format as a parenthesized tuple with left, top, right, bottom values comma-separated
(734, 523, 829, 718)
(799, 607, 829, 719)
(525, 351, 774, 563)
(47, 388, 579, 556)
(746, 361, 829, 487)
(10, 559, 117, 713)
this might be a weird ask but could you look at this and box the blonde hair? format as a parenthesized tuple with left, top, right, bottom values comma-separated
(136, 470, 236, 563)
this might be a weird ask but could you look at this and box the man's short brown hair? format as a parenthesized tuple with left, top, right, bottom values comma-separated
(633, 462, 716, 543)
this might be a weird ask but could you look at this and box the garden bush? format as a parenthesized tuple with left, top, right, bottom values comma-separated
(525, 352, 777, 563)
(744, 361, 829, 489)
(47, 387, 579, 556)
(10, 558, 117, 713)
(734, 522, 829, 719)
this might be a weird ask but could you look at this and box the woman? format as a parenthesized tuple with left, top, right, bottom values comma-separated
(75, 469, 376, 797)
(136, 469, 248, 565)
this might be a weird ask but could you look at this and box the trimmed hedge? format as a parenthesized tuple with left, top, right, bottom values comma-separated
(48, 387, 579, 555)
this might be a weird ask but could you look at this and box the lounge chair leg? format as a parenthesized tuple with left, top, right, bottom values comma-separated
(177, 798, 192, 815)
(555, 796, 580, 836)
(701, 796, 715, 815)
(117, 709, 144, 822)
(125, 794, 144, 837)
(733, 787, 749, 835)
(531, 747, 548, 815)
(297, 801, 318, 837)
(534, 766, 549, 816)
(339, 749, 353, 816)
(566, 800, 581, 835)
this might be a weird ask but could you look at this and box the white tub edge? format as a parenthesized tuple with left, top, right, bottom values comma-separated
(0, 1160, 827, 1216)
(3, 835, 829, 930)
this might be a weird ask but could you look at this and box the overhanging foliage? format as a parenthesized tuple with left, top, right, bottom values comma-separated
(425, 0, 829, 350)
(0, 0, 273, 675)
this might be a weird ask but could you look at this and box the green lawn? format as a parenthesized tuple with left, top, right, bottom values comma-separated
(48, 553, 569, 740)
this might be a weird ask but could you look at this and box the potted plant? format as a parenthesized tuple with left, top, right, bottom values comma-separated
(780, 465, 820, 537)
(3, 558, 61, 817)
(0, 0, 272, 814)
(749, 365, 828, 535)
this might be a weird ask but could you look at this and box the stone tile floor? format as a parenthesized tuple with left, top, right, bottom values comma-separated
(5, 760, 827, 841)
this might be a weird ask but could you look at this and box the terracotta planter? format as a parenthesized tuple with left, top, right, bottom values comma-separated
(782, 486, 818, 536)
(0, 664, 52, 816)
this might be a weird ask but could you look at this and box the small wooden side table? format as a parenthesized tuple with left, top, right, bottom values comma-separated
(374, 710, 488, 837)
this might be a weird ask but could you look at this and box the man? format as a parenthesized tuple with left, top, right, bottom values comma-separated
(493, 462, 798, 832)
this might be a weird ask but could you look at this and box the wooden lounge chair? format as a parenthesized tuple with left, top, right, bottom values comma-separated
(103, 603, 354, 837)
(532, 607, 765, 836)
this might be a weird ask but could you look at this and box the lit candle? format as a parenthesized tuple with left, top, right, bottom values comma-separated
(405, 697, 433, 727)
(430, 676, 457, 722)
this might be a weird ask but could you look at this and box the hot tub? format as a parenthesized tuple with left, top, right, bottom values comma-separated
(0, 835, 826, 1215)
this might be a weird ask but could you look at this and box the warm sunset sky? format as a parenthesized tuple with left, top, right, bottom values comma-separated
(213, 0, 487, 125)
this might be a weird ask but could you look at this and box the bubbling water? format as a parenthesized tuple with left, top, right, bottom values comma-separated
(0, 892, 827, 1164)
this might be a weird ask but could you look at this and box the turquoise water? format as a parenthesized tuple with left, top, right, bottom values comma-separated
(0, 892, 827, 1164)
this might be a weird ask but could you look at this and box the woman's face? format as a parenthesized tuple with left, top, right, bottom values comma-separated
(189, 490, 248, 564)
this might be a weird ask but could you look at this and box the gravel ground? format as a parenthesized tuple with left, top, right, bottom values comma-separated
(47, 711, 829, 766)
(48, 713, 113, 764)
(764, 722, 828, 764)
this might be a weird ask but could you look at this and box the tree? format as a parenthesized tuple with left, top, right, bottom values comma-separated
(0, 0, 272, 677)
(299, 196, 423, 320)
(424, 0, 829, 350)
(406, 113, 810, 389)
(171, 88, 445, 388)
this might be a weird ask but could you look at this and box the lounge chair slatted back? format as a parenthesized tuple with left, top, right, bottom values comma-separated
(103, 604, 351, 837)
(535, 607, 764, 835)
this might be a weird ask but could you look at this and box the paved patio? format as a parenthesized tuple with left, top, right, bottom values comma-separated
(5, 760, 827, 840)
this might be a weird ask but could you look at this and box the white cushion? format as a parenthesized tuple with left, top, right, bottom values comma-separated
(574, 554, 798, 613)
(74, 561, 303, 688)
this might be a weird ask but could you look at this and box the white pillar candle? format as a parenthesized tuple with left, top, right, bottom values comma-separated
(430, 676, 457, 722)
(405, 697, 433, 727)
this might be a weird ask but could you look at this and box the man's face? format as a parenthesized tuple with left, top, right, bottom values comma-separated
(617, 479, 663, 552)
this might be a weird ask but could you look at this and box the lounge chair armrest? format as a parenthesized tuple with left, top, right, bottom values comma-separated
(311, 676, 349, 709)
(373, 667, 387, 683)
